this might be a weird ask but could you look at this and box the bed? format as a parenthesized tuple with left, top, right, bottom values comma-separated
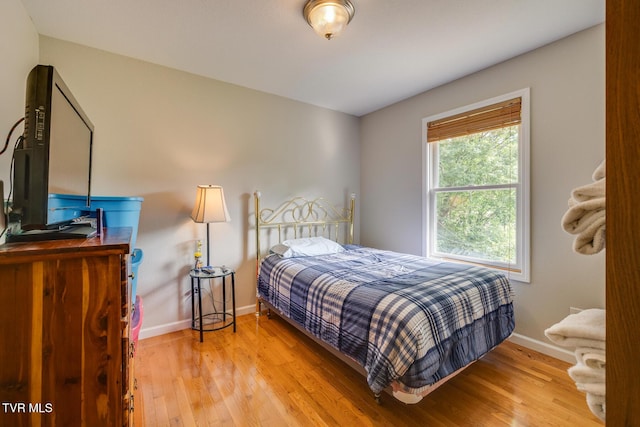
(254, 191, 515, 404)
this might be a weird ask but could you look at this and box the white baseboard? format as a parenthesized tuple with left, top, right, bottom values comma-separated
(138, 319, 191, 340)
(508, 333, 576, 364)
(139, 309, 576, 365)
(138, 304, 257, 340)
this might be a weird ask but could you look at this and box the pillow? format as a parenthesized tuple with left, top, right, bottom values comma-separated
(270, 236, 345, 258)
(269, 243, 293, 257)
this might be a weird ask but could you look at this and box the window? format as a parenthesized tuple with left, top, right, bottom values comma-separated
(423, 89, 530, 282)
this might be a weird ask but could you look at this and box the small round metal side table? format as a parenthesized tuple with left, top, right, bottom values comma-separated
(189, 267, 236, 342)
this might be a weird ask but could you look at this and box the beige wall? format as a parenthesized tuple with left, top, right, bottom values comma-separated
(38, 37, 360, 336)
(360, 25, 605, 350)
(0, 0, 38, 189)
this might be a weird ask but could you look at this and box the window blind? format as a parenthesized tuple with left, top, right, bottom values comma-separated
(427, 97, 522, 143)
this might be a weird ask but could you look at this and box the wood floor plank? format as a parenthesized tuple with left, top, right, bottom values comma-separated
(134, 314, 603, 426)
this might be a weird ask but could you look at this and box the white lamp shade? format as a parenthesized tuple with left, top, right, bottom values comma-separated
(191, 185, 231, 223)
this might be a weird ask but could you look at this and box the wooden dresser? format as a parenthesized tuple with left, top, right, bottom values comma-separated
(0, 228, 135, 426)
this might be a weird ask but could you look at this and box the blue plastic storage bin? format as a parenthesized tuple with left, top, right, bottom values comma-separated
(48, 193, 143, 248)
(49, 193, 144, 302)
(87, 195, 144, 249)
(130, 248, 143, 303)
(47, 193, 87, 224)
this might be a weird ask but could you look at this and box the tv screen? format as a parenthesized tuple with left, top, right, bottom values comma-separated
(48, 81, 93, 197)
(11, 65, 94, 235)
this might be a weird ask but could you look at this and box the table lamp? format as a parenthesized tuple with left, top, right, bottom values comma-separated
(190, 185, 231, 267)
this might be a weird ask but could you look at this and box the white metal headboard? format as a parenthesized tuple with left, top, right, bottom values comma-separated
(254, 191, 356, 312)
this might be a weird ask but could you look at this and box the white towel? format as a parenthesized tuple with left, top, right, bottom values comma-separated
(561, 197, 606, 256)
(592, 159, 606, 181)
(562, 196, 606, 255)
(575, 347, 606, 370)
(568, 362, 605, 384)
(570, 361, 607, 421)
(562, 197, 605, 234)
(572, 214, 606, 255)
(544, 308, 605, 349)
(561, 159, 606, 255)
(586, 392, 606, 421)
(573, 379, 606, 396)
(571, 179, 605, 203)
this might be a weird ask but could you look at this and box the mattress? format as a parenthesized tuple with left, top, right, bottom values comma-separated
(258, 245, 515, 397)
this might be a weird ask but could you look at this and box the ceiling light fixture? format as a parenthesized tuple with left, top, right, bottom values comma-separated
(303, 0, 355, 40)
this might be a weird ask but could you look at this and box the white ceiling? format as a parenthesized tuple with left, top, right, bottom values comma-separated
(20, 0, 604, 117)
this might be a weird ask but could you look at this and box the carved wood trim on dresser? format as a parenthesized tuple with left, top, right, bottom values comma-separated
(0, 228, 135, 426)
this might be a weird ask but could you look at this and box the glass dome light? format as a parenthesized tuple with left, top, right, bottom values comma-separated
(303, 0, 355, 40)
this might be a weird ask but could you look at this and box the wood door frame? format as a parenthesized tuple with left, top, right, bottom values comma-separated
(606, 0, 640, 424)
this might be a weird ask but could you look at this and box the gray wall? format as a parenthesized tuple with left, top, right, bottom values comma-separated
(360, 25, 605, 349)
(35, 37, 360, 336)
(0, 0, 38, 191)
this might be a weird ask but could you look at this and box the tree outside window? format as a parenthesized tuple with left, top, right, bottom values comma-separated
(424, 90, 530, 282)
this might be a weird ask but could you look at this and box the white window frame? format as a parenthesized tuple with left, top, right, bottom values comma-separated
(422, 88, 530, 283)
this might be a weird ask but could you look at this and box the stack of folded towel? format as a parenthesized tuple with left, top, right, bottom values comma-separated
(561, 160, 606, 255)
(544, 308, 606, 421)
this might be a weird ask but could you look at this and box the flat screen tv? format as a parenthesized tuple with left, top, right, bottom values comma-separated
(9, 65, 94, 241)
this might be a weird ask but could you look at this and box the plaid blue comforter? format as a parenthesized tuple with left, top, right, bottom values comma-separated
(258, 246, 515, 395)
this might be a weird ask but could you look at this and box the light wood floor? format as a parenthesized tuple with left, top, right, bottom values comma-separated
(133, 314, 603, 426)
